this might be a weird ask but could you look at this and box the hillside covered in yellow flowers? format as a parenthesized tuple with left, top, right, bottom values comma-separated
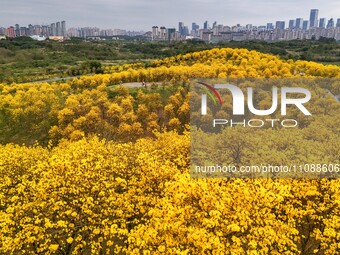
(0, 48, 340, 254)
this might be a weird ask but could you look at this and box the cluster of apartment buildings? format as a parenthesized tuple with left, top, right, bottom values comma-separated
(151, 9, 340, 42)
(66, 27, 144, 38)
(0, 21, 66, 39)
(1, 9, 339, 42)
(0, 21, 145, 40)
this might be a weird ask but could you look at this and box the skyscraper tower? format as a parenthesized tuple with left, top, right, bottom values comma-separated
(51, 23, 56, 36)
(178, 22, 184, 35)
(56, 21, 61, 36)
(266, 23, 274, 30)
(160, 26, 166, 40)
(203, 21, 208, 30)
(275, 21, 285, 30)
(319, 18, 326, 28)
(183, 26, 189, 36)
(15, 24, 20, 37)
(336, 18, 340, 28)
(61, 21, 66, 36)
(28, 24, 34, 36)
(295, 18, 303, 29)
(327, 18, 334, 28)
(302, 20, 309, 30)
(309, 9, 319, 28)
(152, 26, 159, 40)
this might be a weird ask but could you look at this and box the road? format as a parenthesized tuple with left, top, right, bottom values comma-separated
(30, 74, 93, 84)
(120, 82, 162, 88)
(30, 77, 160, 89)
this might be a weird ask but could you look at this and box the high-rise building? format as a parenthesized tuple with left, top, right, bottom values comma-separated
(56, 22, 61, 36)
(167, 28, 176, 41)
(258, 26, 266, 31)
(309, 9, 319, 28)
(319, 18, 326, 28)
(178, 22, 184, 35)
(288, 20, 295, 29)
(336, 18, 340, 28)
(159, 26, 166, 40)
(191, 22, 199, 36)
(20, 27, 27, 36)
(192, 23, 199, 31)
(28, 24, 34, 36)
(203, 21, 208, 30)
(192, 22, 197, 31)
(6, 27, 15, 38)
(266, 23, 274, 30)
(152, 26, 159, 40)
(183, 26, 189, 36)
(61, 21, 66, 36)
(41, 25, 50, 37)
(327, 18, 334, 28)
(302, 20, 309, 30)
(14, 24, 20, 37)
(34, 25, 41, 36)
(295, 18, 303, 29)
(0, 27, 6, 35)
(51, 23, 56, 36)
(212, 21, 217, 28)
(275, 21, 285, 30)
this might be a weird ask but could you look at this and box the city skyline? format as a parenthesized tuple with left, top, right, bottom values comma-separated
(1, 0, 339, 31)
(2, 7, 339, 41)
(2, 9, 339, 34)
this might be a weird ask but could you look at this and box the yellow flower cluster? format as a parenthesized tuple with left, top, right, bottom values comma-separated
(0, 82, 190, 145)
(102, 48, 340, 82)
(0, 48, 339, 254)
(0, 132, 340, 254)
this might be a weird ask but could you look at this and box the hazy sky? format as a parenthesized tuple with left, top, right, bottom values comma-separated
(0, 0, 339, 31)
